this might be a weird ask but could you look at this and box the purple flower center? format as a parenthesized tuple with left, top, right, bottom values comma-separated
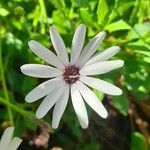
(63, 65, 80, 84)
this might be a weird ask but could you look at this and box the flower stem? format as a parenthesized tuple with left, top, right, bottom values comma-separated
(0, 38, 14, 125)
(39, 0, 47, 34)
(0, 97, 28, 115)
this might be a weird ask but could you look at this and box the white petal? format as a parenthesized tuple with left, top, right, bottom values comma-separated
(71, 83, 89, 128)
(70, 24, 86, 65)
(80, 76, 122, 95)
(25, 78, 62, 103)
(76, 31, 106, 67)
(28, 40, 64, 69)
(36, 83, 65, 119)
(50, 26, 69, 65)
(7, 137, 22, 150)
(85, 46, 120, 66)
(0, 127, 14, 150)
(80, 60, 124, 75)
(20, 64, 62, 78)
(77, 81, 108, 118)
(52, 84, 70, 129)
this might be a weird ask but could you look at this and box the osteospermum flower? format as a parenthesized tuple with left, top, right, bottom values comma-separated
(20, 24, 124, 129)
(0, 127, 22, 150)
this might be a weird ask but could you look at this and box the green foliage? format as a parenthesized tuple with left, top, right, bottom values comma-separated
(93, 89, 104, 101)
(0, 8, 9, 16)
(73, 0, 89, 7)
(112, 92, 129, 116)
(0, 0, 150, 149)
(131, 132, 148, 150)
(105, 19, 131, 32)
(79, 8, 94, 26)
(97, 0, 109, 25)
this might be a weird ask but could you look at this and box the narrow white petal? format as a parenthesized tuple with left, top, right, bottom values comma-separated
(52, 84, 70, 129)
(25, 78, 62, 103)
(76, 31, 106, 67)
(71, 24, 86, 65)
(36, 83, 65, 119)
(77, 81, 108, 118)
(80, 76, 122, 95)
(7, 137, 22, 150)
(50, 26, 69, 65)
(0, 127, 14, 150)
(71, 83, 89, 128)
(20, 64, 62, 78)
(85, 46, 120, 65)
(28, 40, 64, 69)
(80, 60, 124, 75)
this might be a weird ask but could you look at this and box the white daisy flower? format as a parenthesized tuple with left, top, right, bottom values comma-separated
(0, 127, 22, 150)
(20, 24, 124, 129)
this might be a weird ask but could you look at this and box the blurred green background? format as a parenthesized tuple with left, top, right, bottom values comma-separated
(0, 0, 150, 150)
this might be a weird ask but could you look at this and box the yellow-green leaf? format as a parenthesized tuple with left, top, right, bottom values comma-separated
(105, 19, 131, 32)
(97, 0, 109, 25)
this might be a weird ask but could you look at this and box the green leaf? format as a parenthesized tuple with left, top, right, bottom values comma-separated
(93, 89, 104, 101)
(50, 0, 66, 8)
(52, 9, 70, 33)
(14, 112, 37, 136)
(0, 8, 9, 16)
(23, 112, 37, 131)
(7, 69, 24, 93)
(72, 0, 89, 7)
(143, 57, 150, 63)
(138, 0, 150, 23)
(105, 19, 131, 32)
(22, 76, 38, 95)
(78, 8, 94, 26)
(82, 140, 101, 150)
(126, 41, 150, 52)
(128, 23, 150, 40)
(112, 93, 129, 116)
(131, 132, 148, 150)
(97, 0, 109, 25)
(135, 50, 150, 57)
(117, 1, 135, 16)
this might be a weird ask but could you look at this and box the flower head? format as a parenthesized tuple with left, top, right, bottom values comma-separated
(0, 126, 22, 150)
(21, 24, 124, 129)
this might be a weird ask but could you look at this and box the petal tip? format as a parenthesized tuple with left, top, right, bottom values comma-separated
(20, 65, 24, 72)
(50, 25, 56, 32)
(52, 124, 58, 129)
(25, 94, 35, 103)
(118, 89, 123, 95)
(7, 126, 15, 132)
(81, 124, 88, 129)
(96, 31, 106, 40)
(114, 46, 120, 51)
(28, 40, 34, 46)
(101, 31, 106, 36)
(25, 97, 31, 103)
(113, 87, 123, 96)
(101, 111, 108, 119)
(79, 23, 86, 28)
(116, 60, 124, 68)
(20, 65, 26, 74)
(120, 60, 124, 67)
(35, 112, 43, 119)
